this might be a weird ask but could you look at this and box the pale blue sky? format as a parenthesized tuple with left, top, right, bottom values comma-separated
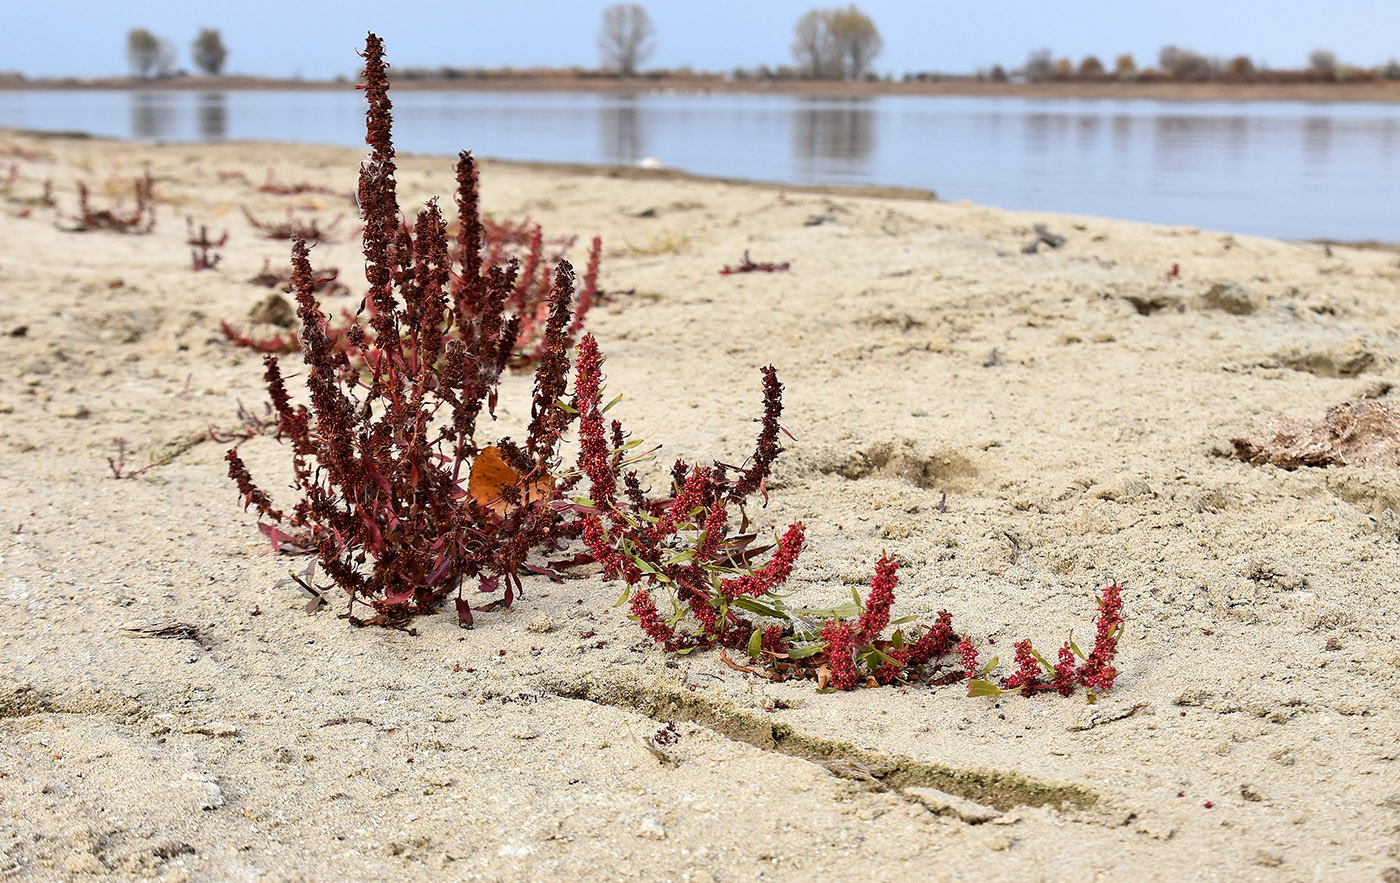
(4, 1, 1396, 79)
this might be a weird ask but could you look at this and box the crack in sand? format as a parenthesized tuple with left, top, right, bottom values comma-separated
(535, 670, 1099, 815)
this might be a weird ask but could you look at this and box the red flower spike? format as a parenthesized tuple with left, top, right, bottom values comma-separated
(855, 555, 897, 642)
(959, 638, 979, 680)
(822, 621, 860, 691)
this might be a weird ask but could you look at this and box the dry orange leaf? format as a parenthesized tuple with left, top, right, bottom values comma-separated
(467, 446, 554, 517)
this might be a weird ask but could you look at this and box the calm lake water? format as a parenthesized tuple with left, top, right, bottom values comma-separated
(2, 89, 1399, 242)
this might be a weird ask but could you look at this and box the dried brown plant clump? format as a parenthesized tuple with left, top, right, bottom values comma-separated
(1232, 400, 1400, 469)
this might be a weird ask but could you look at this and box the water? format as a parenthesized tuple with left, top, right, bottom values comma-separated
(2, 88, 1398, 242)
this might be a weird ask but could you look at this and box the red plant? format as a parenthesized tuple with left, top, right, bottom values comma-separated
(218, 320, 298, 354)
(226, 33, 583, 628)
(242, 206, 340, 242)
(966, 583, 1124, 698)
(66, 173, 155, 233)
(571, 336, 965, 688)
(245, 258, 350, 297)
(227, 167, 600, 373)
(187, 217, 228, 271)
(257, 168, 345, 199)
(719, 250, 790, 275)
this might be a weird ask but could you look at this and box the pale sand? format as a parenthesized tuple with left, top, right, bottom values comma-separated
(1, 130, 1398, 881)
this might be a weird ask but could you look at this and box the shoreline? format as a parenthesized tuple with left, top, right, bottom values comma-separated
(4, 74, 1400, 103)
(5, 127, 1395, 248)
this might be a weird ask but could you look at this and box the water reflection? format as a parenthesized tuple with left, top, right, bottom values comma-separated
(197, 92, 227, 140)
(599, 95, 643, 164)
(1302, 116, 1333, 164)
(7, 90, 1400, 240)
(792, 100, 874, 178)
(129, 92, 175, 139)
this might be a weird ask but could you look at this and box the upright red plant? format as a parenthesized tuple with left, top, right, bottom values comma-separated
(226, 33, 580, 627)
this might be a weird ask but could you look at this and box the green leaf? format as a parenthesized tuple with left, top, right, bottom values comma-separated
(1069, 639, 1085, 660)
(747, 629, 763, 660)
(601, 393, 624, 414)
(786, 644, 824, 660)
(851, 586, 863, 607)
(975, 657, 999, 679)
(676, 646, 696, 656)
(732, 597, 787, 620)
(570, 496, 596, 508)
(556, 401, 579, 414)
(663, 548, 697, 565)
(891, 615, 921, 626)
(614, 584, 633, 607)
(1029, 646, 1055, 676)
(967, 679, 1005, 698)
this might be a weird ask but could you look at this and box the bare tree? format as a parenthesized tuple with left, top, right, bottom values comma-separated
(1158, 45, 1213, 81)
(598, 4, 655, 76)
(1024, 49, 1053, 83)
(791, 9, 835, 79)
(1308, 48, 1338, 77)
(826, 6, 882, 80)
(793, 6, 881, 81)
(192, 28, 228, 76)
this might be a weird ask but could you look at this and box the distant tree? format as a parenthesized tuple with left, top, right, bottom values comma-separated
(1308, 48, 1338, 78)
(1050, 57, 1074, 81)
(1024, 49, 1053, 83)
(1225, 55, 1255, 79)
(988, 64, 1008, 83)
(1159, 45, 1212, 81)
(597, 4, 655, 76)
(191, 28, 227, 76)
(826, 6, 882, 80)
(1114, 53, 1137, 80)
(1078, 55, 1104, 78)
(792, 6, 881, 81)
(791, 9, 836, 79)
(126, 28, 165, 78)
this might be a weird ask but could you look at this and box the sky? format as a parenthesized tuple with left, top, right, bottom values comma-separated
(4, 1, 1398, 80)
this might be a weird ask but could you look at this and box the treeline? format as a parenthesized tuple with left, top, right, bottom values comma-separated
(981, 46, 1400, 85)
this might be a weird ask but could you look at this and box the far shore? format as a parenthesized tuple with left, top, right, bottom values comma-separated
(4, 73, 1400, 102)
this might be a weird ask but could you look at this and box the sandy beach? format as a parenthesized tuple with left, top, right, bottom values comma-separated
(1, 127, 1398, 881)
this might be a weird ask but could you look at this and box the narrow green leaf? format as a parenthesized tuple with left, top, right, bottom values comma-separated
(967, 679, 1005, 698)
(601, 393, 624, 414)
(786, 644, 824, 660)
(556, 401, 579, 414)
(746, 629, 763, 660)
(975, 657, 999, 679)
(570, 496, 596, 508)
(1029, 646, 1055, 676)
